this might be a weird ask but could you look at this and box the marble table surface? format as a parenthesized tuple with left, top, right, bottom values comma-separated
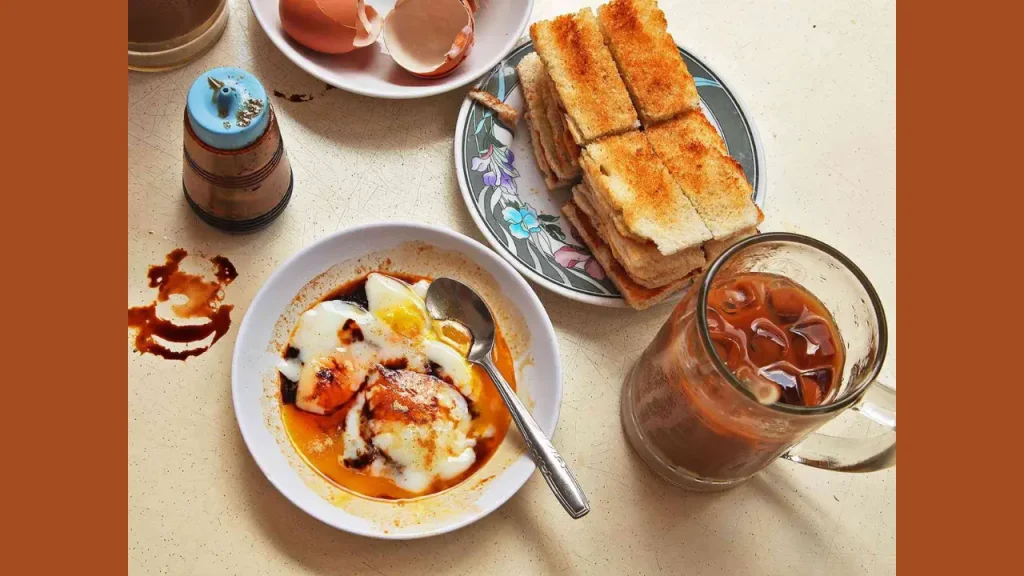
(128, 0, 896, 573)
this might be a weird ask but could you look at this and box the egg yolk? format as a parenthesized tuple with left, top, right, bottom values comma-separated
(435, 321, 473, 357)
(376, 304, 427, 341)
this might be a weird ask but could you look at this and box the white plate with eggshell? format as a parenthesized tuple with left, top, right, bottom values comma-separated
(232, 221, 562, 538)
(248, 0, 534, 99)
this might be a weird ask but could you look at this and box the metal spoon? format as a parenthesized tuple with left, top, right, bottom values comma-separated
(426, 278, 590, 519)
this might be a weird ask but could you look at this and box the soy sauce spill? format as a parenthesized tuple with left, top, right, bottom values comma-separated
(330, 280, 368, 310)
(705, 273, 845, 407)
(127, 249, 238, 361)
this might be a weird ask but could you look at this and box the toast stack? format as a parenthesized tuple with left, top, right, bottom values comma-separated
(518, 0, 762, 309)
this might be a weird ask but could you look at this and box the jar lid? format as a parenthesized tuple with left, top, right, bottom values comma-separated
(186, 67, 269, 150)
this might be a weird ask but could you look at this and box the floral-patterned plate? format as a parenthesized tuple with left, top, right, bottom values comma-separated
(454, 41, 766, 307)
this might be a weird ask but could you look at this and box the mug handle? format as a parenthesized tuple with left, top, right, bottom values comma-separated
(780, 382, 896, 472)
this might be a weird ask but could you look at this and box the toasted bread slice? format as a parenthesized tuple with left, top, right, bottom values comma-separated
(579, 131, 712, 255)
(562, 201, 692, 310)
(646, 110, 760, 238)
(573, 183, 704, 288)
(654, 106, 727, 155)
(468, 89, 520, 128)
(530, 9, 639, 144)
(541, 66, 582, 170)
(525, 112, 570, 191)
(517, 54, 580, 184)
(597, 0, 700, 126)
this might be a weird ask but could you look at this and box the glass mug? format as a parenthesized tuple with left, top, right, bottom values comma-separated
(621, 233, 895, 491)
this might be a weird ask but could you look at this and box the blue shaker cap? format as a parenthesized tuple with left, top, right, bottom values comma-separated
(187, 67, 270, 150)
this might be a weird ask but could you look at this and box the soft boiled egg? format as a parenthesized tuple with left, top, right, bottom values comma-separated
(288, 299, 373, 363)
(422, 339, 475, 399)
(277, 272, 489, 496)
(278, 300, 376, 414)
(365, 273, 429, 341)
(362, 367, 477, 493)
(279, 274, 478, 410)
(294, 353, 368, 415)
(364, 273, 476, 400)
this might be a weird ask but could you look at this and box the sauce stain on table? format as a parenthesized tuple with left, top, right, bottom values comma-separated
(127, 248, 238, 360)
(273, 90, 314, 103)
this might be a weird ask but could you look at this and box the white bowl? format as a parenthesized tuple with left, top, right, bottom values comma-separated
(248, 0, 534, 99)
(232, 222, 561, 538)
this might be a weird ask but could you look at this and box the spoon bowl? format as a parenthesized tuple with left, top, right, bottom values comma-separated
(426, 278, 590, 519)
(424, 278, 496, 363)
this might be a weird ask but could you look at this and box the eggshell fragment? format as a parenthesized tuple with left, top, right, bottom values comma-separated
(280, 0, 382, 55)
(382, 0, 475, 78)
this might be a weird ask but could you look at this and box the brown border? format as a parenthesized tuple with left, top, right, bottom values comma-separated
(897, 1, 1010, 571)
(23, 1, 128, 572)
(123, 1, 911, 574)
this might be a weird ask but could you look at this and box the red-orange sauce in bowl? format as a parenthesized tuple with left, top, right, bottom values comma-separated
(279, 273, 515, 500)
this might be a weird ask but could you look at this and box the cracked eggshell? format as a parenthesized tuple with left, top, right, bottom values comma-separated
(280, 0, 382, 55)
(382, 0, 475, 79)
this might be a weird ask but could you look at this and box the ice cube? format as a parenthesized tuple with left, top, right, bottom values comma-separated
(707, 308, 750, 367)
(767, 285, 807, 322)
(753, 315, 790, 352)
(759, 361, 804, 405)
(712, 278, 763, 315)
(711, 334, 748, 367)
(705, 306, 724, 332)
(734, 365, 781, 405)
(790, 312, 837, 361)
(799, 367, 836, 405)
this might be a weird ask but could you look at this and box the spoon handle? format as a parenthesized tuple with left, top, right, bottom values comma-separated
(480, 357, 590, 519)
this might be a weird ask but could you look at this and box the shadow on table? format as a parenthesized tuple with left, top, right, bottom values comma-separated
(234, 430, 565, 575)
(234, 421, 828, 575)
(613, 433, 830, 554)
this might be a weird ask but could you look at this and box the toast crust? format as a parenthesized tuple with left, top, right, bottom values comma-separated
(544, 78, 582, 167)
(573, 183, 704, 288)
(598, 0, 699, 125)
(468, 90, 520, 128)
(517, 54, 580, 184)
(562, 201, 692, 310)
(525, 113, 569, 191)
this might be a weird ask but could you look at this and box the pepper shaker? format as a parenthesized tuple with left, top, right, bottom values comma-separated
(183, 67, 293, 232)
